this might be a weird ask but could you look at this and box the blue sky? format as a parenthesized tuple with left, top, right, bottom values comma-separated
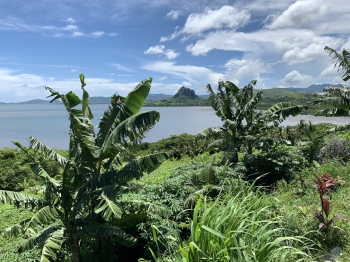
(0, 0, 349, 102)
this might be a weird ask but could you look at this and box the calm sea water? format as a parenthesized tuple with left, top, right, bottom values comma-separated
(0, 104, 350, 150)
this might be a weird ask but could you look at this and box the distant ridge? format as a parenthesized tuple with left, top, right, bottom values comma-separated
(286, 83, 342, 93)
(17, 99, 51, 104)
(4, 83, 346, 104)
(173, 86, 198, 99)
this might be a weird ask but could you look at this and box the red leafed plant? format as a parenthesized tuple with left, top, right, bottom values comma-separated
(313, 173, 349, 235)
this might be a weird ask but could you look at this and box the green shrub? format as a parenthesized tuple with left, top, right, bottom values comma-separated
(243, 145, 307, 185)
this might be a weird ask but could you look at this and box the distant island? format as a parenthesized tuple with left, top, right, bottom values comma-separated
(2, 83, 343, 107)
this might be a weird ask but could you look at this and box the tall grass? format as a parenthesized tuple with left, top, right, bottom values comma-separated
(155, 180, 317, 261)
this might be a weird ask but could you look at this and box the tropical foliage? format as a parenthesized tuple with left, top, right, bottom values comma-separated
(197, 80, 306, 164)
(0, 75, 169, 261)
(314, 46, 350, 119)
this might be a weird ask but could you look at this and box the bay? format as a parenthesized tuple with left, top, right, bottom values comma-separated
(0, 104, 349, 150)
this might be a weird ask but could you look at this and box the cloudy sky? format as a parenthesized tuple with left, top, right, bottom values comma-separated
(0, 0, 349, 102)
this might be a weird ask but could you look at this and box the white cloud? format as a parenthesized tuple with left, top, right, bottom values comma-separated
(65, 17, 76, 24)
(185, 28, 318, 56)
(160, 31, 181, 42)
(265, 0, 350, 36)
(144, 45, 180, 59)
(145, 45, 166, 55)
(91, 31, 105, 38)
(282, 41, 334, 65)
(164, 49, 180, 59)
(158, 76, 168, 82)
(166, 10, 181, 20)
(182, 5, 250, 35)
(266, 0, 326, 29)
(224, 59, 270, 79)
(0, 17, 112, 38)
(111, 63, 132, 72)
(0, 68, 156, 102)
(72, 31, 85, 37)
(160, 5, 250, 42)
(280, 70, 313, 87)
(63, 24, 79, 31)
(142, 61, 225, 86)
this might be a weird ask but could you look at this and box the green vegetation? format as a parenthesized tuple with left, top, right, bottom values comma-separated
(2, 46, 350, 261)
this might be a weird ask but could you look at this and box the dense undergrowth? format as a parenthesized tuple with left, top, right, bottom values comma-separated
(1, 127, 350, 261)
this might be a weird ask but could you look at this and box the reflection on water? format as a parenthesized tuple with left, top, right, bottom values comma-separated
(0, 104, 349, 150)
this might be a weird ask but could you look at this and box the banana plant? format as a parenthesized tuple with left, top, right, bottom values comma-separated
(197, 80, 306, 163)
(0, 75, 169, 262)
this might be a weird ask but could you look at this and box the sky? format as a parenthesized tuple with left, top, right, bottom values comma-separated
(0, 0, 350, 102)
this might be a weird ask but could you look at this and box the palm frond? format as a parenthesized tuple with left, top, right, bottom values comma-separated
(325, 46, 350, 81)
(121, 152, 169, 174)
(96, 94, 125, 147)
(28, 136, 68, 166)
(40, 227, 65, 262)
(13, 141, 61, 189)
(207, 139, 226, 151)
(97, 110, 160, 157)
(19, 225, 60, 253)
(94, 192, 123, 221)
(123, 77, 152, 117)
(264, 102, 306, 119)
(26, 206, 62, 233)
(75, 169, 142, 202)
(46, 85, 97, 168)
(196, 127, 222, 138)
(0, 189, 43, 208)
(3, 218, 31, 237)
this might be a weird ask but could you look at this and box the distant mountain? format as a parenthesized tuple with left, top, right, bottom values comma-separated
(17, 99, 51, 104)
(5, 83, 345, 104)
(173, 86, 198, 99)
(286, 83, 342, 93)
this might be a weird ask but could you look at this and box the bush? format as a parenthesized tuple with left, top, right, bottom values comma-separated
(141, 133, 210, 159)
(318, 135, 350, 164)
(0, 147, 64, 191)
(243, 145, 307, 185)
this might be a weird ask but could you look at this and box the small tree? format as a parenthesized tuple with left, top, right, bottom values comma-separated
(197, 80, 306, 164)
(0, 75, 169, 261)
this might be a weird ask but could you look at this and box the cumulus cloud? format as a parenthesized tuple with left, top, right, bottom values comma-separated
(144, 45, 180, 59)
(65, 17, 76, 24)
(160, 5, 250, 42)
(142, 61, 224, 86)
(166, 10, 181, 20)
(185, 28, 317, 56)
(281, 70, 313, 87)
(266, 0, 326, 29)
(282, 42, 330, 65)
(224, 59, 270, 79)
(182, 5, 250, 35)
(91, 31, 105, 38)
